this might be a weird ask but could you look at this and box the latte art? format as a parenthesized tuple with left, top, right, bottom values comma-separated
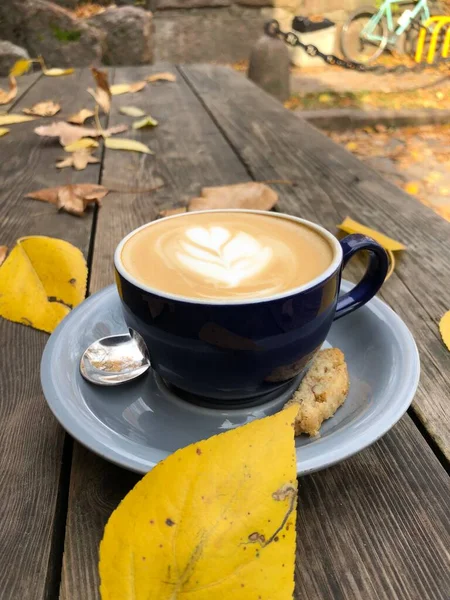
(174, 226, 273, 287)
(121, 212, 334, 301)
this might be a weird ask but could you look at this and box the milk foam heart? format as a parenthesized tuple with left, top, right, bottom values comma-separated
(176, 226, 274, 287)
(121, 212, 334, 301)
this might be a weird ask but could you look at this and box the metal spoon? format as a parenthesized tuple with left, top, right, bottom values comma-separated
(80, 328, 150, 386)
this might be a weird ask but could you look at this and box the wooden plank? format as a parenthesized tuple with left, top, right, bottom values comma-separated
(0, 68, 111, 600)
(61, 66, 450, 600)
(61, 64, 250, 600)
(180, 64, 450, 461)
(0, 72, 42, 110)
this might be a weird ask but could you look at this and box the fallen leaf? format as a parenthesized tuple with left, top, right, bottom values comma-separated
(188, 182, 278, 212)
(146, 72, 177, 83)
(23, 100, 61, 117)
(56, 150, 100, 170)
(403, 182, 420, 196)
(10, 58, 33, 77)
(385, 249, 395, 281)
(345, 141, 358, 151)
(99, 406, 298, 600)
(35, 121, 127, 146)
(337, 217, 406, 251)
(0, 114, 36, 126)
(89, 67, 111, 114)
(104, 137, 154, 154)
(0, 128, 9, 137)
(44, 67, 74, 77)
(67, 108, 95, 125)
(110, 81, 146, 96)
(0, 75, 17, 105)
(0, 236, 87, 332)
(119, 106, 145, 117)
(132, 115, 158, 129)
(159, 207, 187, 217)
(64, 138, 99, 152)
(439, 311, 450, 351)
(26, 183, 109, 216)
(0, 246, 7, 266)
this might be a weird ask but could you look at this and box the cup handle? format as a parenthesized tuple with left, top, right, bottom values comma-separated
(334, 234, 389, 320)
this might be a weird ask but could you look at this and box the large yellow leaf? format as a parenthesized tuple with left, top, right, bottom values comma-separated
(337, 216, 406, 251)
(0, 236, 87, 332)
(0, 114, 36, 126)
(10, 58, 33, 77)
(110, 81, 146, 96)
(99, 406, 298, 600)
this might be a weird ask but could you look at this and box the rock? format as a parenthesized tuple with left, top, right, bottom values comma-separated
(88, 6, 153, 65)
(1, 0, 104, 68)
(248, 34, 290, 102)
(157, 0, 230, 9)
(154, 7, 266, 63)
(0, 41, 30, 77)
(51, 0, 78, 8)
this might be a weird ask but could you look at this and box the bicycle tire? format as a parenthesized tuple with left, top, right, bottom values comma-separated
(341, 7, 388, 64)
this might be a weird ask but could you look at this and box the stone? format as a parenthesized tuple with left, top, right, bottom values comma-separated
(248, 34, 290, 102)
(1, 0, 104, 68)
(87, 6, 153, 65)
(51, 0, 78, 8)
(154, 7, 266, 63)
(0, 41, 30, 77)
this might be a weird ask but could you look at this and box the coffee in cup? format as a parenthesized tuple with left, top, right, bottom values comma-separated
(120, 211, 334, 301)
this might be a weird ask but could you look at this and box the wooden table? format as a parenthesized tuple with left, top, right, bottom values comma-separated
(1, 65, 449, 600)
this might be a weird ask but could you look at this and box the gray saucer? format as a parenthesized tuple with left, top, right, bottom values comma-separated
(41, 282, 420, 475)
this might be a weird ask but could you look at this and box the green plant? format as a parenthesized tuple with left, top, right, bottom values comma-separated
(51, 25, 82, 43)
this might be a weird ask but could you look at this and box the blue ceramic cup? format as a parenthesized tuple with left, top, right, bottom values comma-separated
(114, 210, 389, 404)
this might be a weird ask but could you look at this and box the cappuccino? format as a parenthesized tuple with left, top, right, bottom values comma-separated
(121, 212, 333, 300)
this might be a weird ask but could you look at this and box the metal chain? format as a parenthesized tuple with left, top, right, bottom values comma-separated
(265, 20, 450, 74)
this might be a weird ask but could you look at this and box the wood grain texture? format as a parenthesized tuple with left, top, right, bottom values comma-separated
(60, 66, 450, 600)
(60, 64, 250, 600)
(180, 64, 450, 460)
(0, 69, 110, 600)
(0, 72, 42, 110)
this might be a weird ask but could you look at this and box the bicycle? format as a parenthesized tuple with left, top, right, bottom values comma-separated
(340, 0, 431, 63)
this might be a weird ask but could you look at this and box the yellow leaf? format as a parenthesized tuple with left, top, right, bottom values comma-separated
(385, 249, 395, 281)
(43, 67, 75, 77)
(0, 236, 87, 333)
(23, 100, 61, 117)
(337, 217, 406, 251)
(0, 75, 17, 105)
(132, 115, 158, 129)
(119, 106, 145, 117)
(146, 72, 177, 83)
(0, 114, 36, 126)
(67, 108, 95, 125)
(99, 406, 298, 600)
(440, 311, 450, 351)
(403, 182, 420, 196)
(110, 81, 146, 96)
(0, 127, 9, 137)
(10, 58, 33, 77)
(104, 137, 154, 154)
(345, 141, 358, 151)
(64, 137, 99, 152)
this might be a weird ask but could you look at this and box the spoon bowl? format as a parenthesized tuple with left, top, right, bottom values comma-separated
(80, 328, 150, 385)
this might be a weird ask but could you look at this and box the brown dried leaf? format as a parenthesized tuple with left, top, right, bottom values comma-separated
(89, 67, 111, 114)
(0, 75, 17, 105)
(56, 150, 100, 171)
(67, 108, 95, 125)
(147, 72, 177, 83)
(0, 245, 7, 266)
(26, 184, 109, 216)
(110, 81, 146, 96)
(23, 100, 61, 117)
(188, 182, 278, 212)
(34, 121, 127, 146)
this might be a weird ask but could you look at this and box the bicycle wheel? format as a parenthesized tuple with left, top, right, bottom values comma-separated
(341, 8, 388, 64)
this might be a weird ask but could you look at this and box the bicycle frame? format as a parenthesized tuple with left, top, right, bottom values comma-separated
(363, 0, 430, 44)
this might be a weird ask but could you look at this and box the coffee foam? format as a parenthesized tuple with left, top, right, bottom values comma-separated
(121, 212, 334, 300)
